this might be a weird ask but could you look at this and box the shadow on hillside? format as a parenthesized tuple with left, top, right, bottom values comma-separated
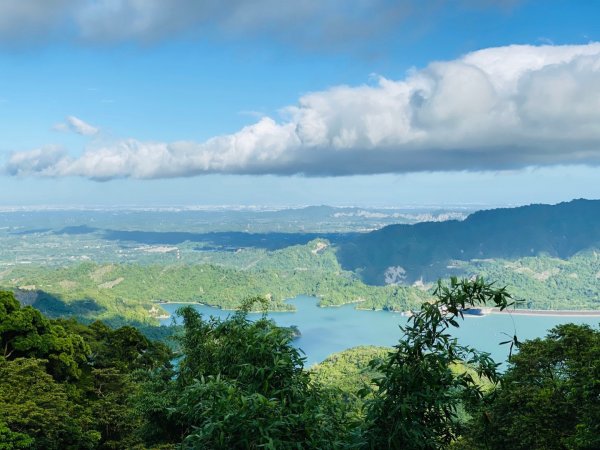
(337, 199, 600, 285)
(10, 228, 53, 235)
(22, 290, 106, 319)
(55, 226, 356, 251)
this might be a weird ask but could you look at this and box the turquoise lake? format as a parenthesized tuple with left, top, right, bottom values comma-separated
(160, 296, 600, 367)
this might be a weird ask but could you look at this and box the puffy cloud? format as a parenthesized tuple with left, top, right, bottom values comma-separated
(7, 43, 600, 179)
(53, 116, 99, 136)
(4, 146, 68, 176)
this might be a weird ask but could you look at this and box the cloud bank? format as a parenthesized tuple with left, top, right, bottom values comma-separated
(7, 43, 600, 180)
(0, 0, 517, 47)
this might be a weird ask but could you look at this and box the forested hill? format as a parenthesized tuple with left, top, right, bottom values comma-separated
(337, 199, 600, 285)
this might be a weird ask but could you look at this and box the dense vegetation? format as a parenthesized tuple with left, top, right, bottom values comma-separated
(3, 278, 598, 449)
(0, 241, 431, 326)
(459, 250, 600, 310)
(0, 290, 173, 449)
(310, 346, 389, 418)
(462, 322, 600, 450)
(2, 240, 599, 329)
(338, 199, 600, 284)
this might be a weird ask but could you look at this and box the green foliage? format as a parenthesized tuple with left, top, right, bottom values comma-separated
(363, 277, 513, 449)
(337, 199, 600, 285)
(0, 290, 90, 381)
(0, 357, 101, 449)
(2, 278, 600, 450)
(176, 299, 304, 389)
(460, 250, 600, 310)
(465, 323, 600, 450)
(310, 346, 389, 419)
(2, 200, 600, 331)
(0, 290, 174, 449)
(1, 241, 433, 327)
(0, 421, 33, 450)
(135, 299, 357, 449)
(4, 232, 600, 333)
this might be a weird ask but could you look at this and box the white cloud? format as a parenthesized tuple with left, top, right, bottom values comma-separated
(53, 116, 99, 136)
(4, 146, 67, 176)
(7, 43, 600, 180)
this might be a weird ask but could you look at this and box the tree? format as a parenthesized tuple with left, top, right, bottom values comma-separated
(363, 277, 514, 449)
(0, 420, 33, 450)
(58, 317, 174, 449)
(0, 290, 175, 449)
(465, 323, 600, 450)
(0, 357, 100, 449)
(0, 291, 89, 381)
(136, 298, 356, 449)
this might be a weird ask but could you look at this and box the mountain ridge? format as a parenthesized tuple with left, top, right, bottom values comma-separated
(337, 198, 600, 284)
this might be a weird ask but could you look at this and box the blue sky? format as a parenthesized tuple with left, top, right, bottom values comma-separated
(1, 0, 600, 207)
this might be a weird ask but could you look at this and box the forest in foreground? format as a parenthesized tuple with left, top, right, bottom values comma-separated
(1, 278, 598, 449)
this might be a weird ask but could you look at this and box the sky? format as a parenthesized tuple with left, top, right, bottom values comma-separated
(1, 0, 600, 208)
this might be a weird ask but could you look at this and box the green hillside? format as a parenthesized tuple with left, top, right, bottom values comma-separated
(0, 240, 431, 326)
(337, 199, 600, 284)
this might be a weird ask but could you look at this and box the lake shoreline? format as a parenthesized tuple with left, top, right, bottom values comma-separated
(157, 300, 600, 317)
(491, 308, 600, 317)
(156, 300, 294, 314)
(159, 296, 600, 366)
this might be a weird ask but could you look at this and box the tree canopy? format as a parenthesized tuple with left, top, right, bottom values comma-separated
(1, 283, 599, 449)
(465, 322, 600, 450)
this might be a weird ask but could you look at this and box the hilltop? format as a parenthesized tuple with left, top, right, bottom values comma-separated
(337, 199, 600, 285)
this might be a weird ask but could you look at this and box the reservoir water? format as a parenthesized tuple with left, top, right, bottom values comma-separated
(160, 296, 600, 367)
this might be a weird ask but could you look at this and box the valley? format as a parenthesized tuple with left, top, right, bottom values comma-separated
(1, 200, 599, 330)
